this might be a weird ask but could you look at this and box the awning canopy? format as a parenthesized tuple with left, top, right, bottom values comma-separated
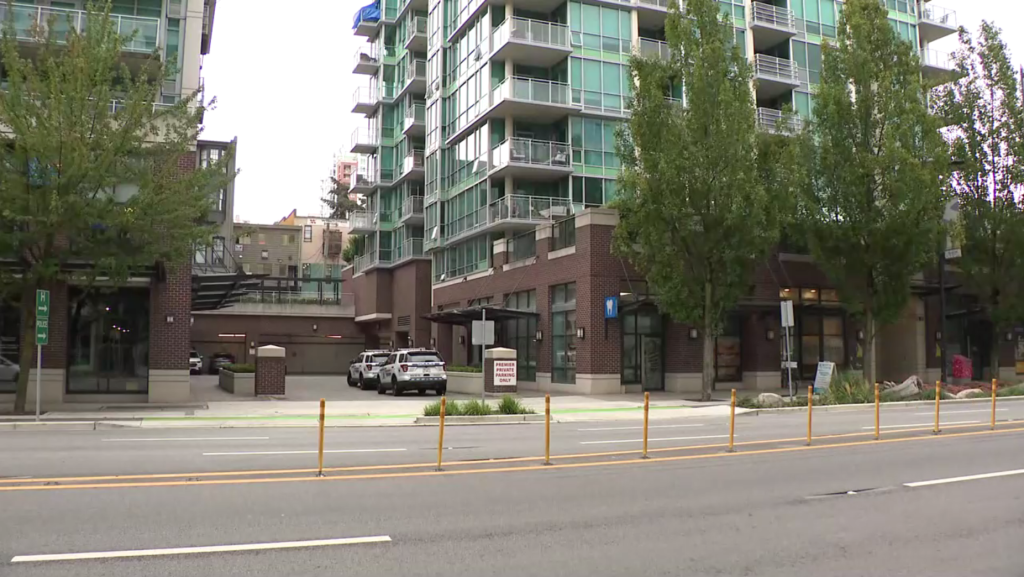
(423, 305, 539, 325)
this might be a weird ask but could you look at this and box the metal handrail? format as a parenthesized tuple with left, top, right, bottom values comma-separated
(352, 86, 377, 107)
(403, 150, 425, 174)
(638, 38, 670, 60)
(921, 49, 953, 70)
(492, 138, 571, 169)
(0, 3, 160, 53)
(405, 103, 426, 128)
(349, 210, 375, 231)
(920, 4, 956, 27)
(750, 2, 796, 31)
(238, 277, 352, 307)
(493, 17, 570, 49)
(393, 238, 425, 263)
(406, 59, 427, 83)
(495, 76, 572, 106)
(756, 107, 803, 134)
(353, 44, 379, 67)
(407, 15, 427, 37)
(487, 195, 572, 225)
(636, 0, 669, 9)
(754, 53, 800, 83)
(350, 127, 379, 148)
(402, 196, 424, 218)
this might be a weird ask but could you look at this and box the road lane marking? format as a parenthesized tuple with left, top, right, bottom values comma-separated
(904, 469, 1024, 488)
(2, 427, 1022, 492)
(580, 435, 728, 445)
(913, 409, 1008, 416)
(203, 448, 407, 456)
(2, 422, 1018, 488)
(10, 535, 392, 563)
(861, 420, 978, 429)
(577, 424, 706, 431)
(102, 437, 270, 442)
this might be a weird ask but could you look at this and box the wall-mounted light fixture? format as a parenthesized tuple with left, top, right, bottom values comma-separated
(576, 327, 585, 340)
(935, 331, 942, 342)
(312, 323, 318, 332)
(408, 337, 414, 347)
(459, 335, 466, 345)
(165, 315, 174, 324)
(389, 339, 395, 348)
(766, 329, 775, 341)
(688, 328, 698, 340)
(190, 316, 195, 327)
(857, 329, 865, 341)
(430, 337, 437, 348)
(535, 330, 543, 342)
(1006, 331, 1014, 342)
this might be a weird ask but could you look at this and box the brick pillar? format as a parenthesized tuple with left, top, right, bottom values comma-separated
(484, 347, 517, 394)
(255, 345, 286, 396)
(436, 322, 453, 363)
(148, 262, 192, 403)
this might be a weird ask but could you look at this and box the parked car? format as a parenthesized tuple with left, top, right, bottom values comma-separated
(189, 350, 203, 375)
(0, 355, 19, 383)
(209, 353, 236, 374)
(377, 349, 447, 396)
(347, 350, 391, 390)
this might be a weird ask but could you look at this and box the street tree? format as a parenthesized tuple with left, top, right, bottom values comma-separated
(935, 22, 1024, 379)
(322, 177, 364, 220)
(0, 1, 233, 413)
(613, 0, 786, 401)
(798, 0, 947, 386)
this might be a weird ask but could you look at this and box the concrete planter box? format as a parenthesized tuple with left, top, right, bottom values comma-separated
(219, 369, 256, 396)
(446, 372, 483, 395)
(416, 414, 545, 425)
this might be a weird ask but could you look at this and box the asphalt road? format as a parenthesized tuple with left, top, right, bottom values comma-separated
(1, 404, 1023, 575)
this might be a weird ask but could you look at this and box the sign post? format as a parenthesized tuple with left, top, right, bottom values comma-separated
(35, 289, 50, 421)
(471, 312, 495, 402)
(780, 300, 795, 399)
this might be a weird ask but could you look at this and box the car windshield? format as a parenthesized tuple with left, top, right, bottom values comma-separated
(370, 354, 390, 363)
(406, 352, 442, 363)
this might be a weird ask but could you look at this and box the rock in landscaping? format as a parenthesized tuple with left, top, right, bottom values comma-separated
(955, 388, 983, 399)
(885, 376, 922, 399)
(756, 392, 784, 407)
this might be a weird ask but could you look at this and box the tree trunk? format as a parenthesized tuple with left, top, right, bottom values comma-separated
(863, 309, 876, 387)
(701, 281, 715, 402)
(14, 282, 36, 414)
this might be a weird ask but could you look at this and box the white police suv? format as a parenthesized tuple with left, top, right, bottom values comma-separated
(377, 349, 447, 396)
(347, 350, 392, 390)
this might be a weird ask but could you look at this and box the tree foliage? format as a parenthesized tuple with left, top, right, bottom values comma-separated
(798, 0, 947, 385)
(935, 22, 1024, 376)
(0, 1, 233, 412)
(322, 177, 364, 220)
(613, 0, 787, 400)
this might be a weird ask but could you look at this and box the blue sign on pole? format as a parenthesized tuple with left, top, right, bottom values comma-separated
(604, 296, 618, 319)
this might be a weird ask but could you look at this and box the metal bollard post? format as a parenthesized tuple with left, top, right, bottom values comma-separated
(642, 392, 650, 459)
(933, 381, 941, 435)
(991, 378, 998, 430)
(317, 398, 326, 477)
(874, 383, 880, 441)
(544, 394, 551, 465)
(806, 386, 813, 446)
(727, 389, 736, 453)
(436, 396, 446, 471)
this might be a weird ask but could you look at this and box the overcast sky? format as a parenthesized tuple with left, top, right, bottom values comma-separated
(199, 0, 1023, 225)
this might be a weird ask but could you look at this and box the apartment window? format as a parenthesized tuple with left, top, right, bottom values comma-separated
(278, 264, 288, 277)
(258, 233, 266, 245)
(506, 231, 536, 263)
(238, 234, 251, 245)
(282, 234, 296, 246)
(569, 57, 631, 115)
(568, 2, 631, 55)
(571, 176, 617, 207)
(260, 263, 273, 275)
(552, 217, 576, 251)
(552, 283, 577, 384)
(260, 249, 269, 260)
(503, 290, 538, 382)
(211, 236, 225, 266)
(303, 225, 313, 242)
(302, 263, 311, 278)
(570, 117, 620, 171)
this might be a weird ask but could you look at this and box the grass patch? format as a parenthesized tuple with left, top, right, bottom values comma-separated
(446, 366, 481, 373)
(222, 363, 255, 373)
(496, 395, 535, 415)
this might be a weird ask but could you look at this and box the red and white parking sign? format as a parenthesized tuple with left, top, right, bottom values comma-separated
(494, 360, 517, 387)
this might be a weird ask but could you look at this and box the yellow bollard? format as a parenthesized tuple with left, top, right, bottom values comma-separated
(436, 396, 446, 471)
(317, 398, 326, 477)
(806, 386, 813, 446)
(874, 383, 880, 441)
(544, 394, 551, 465)
(991, 378, 998, 430)
(933, 380, 941, 435)
(727, 389, 736, 453)
(642, 392, 650, 459)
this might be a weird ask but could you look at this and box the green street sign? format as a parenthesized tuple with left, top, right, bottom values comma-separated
(36, 319, 48, 346)
(36, 289, 50, 319)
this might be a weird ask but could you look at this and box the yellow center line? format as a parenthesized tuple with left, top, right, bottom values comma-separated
(1, 425, 1022, 492)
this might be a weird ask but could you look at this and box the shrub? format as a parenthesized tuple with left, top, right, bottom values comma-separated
(820, 372, 874, 405)
(223, 363, 255, 373)
(423, 400, 467, 416)
(459, 399, 493, 416)
(496, 395, 535, 415)
(446, 365, 481, 373)
(997, 385, 1024, 398)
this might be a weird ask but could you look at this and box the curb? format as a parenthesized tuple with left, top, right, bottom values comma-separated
(746, 395, 1024, 415)
(415, 414, 545, 425)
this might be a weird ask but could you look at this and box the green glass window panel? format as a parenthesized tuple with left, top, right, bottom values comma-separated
(620, 11, 630, 40)
(806, 0, 819, 22)
(583, 60, 601, 91)
(570, 117, 583, 146)
(569, 1, 581, 32)
(604, 179, 618, 203)
(570, 58, 582, 88)
(793, 41, 807, 69)
(820, 0, 835, 25)
(583, 119, 601, 148)
(602, 121, 616, 145)
(601, 7, 618, 37)
(795, 92, 810, 118)
(581, 3, 600, 34)
(792, 0, 804, 18)
(602, 62, 621, 94)
(571, 176, 583, 203)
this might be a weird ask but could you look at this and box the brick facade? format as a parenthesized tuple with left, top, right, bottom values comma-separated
(149, 263, 193, 371)
(255, 356, 286, 396)
(347, 259, 432, 349)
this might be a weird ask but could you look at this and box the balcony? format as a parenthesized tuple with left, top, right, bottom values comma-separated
(353, 2, 387, 38)
(349, 173, 375, 195)
(353, 45, 379, 75)
(404, 16, 428, 52)
(444, 194, 573, 244)
(350, 127, 379, 155)
(403, 103, 426, 138)
(392, 237, 427, 265)
(395, 149, 426, 185)
(349, 210, 377, 235)
(918, 5, 957, 43)
(397, 0, 428, 19)
(921, 49, 955, 81)
(749, 2, 797, 51)
(491, 17, 572, 68)
(399, 196, 425, 226)
(638, 38, 670, 61)
(398, 59, 427, 99)
(0, 3, 161, 54)
(754, 54, 800, 99)
(351, 86, 377, 115)
(490, 138, 573, 181)
(450, 76, 578, 146)
(635, 0, 670, 28)
(353, 249, 393, 275)
(231, 278, 355, 318)
(756, 108, 803, 135)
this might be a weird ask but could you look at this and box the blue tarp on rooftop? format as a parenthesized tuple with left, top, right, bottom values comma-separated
(353, 1, 381, 30)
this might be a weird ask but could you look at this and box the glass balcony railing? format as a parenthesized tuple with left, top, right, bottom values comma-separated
(353, 44, 379, 71)
(920, 5, 956, 28)
(754, 54, 800, 84)
(352, 86, 377, 108)
(638, 38, 670, 60)
(487, 195, 572, 227)
(405, 59, 427, 86)
(491, 138, 571, 170)
(756, 108, 803, 134)
(921, 49, 954, 71)
(350, 127, 379, 149)
(349, 210, 376, 231)
(750, 2, 796, 31)
(393, 238, 425, 264)
(401, 196, 424, 220)
(492, 17, 570, 49)
(353, 249, 394, 274)
(494, 76, 573, 107)
(402, 150, 425, 176)
(0, 3, 160, 53)
(404, 103, 426, 130)
(636, 0, 669, 9)
(406, 15, 427, 39)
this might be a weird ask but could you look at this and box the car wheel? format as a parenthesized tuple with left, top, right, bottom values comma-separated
(418, 389, 426, 395)
(347, 373, 356, 387)
(392, 377, 402, 397)
(359, 375, 368, 390)
(11, 372, 18, 384)
(377, 381, 386, 395)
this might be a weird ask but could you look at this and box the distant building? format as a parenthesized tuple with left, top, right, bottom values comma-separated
(335, 155, 358, 192)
